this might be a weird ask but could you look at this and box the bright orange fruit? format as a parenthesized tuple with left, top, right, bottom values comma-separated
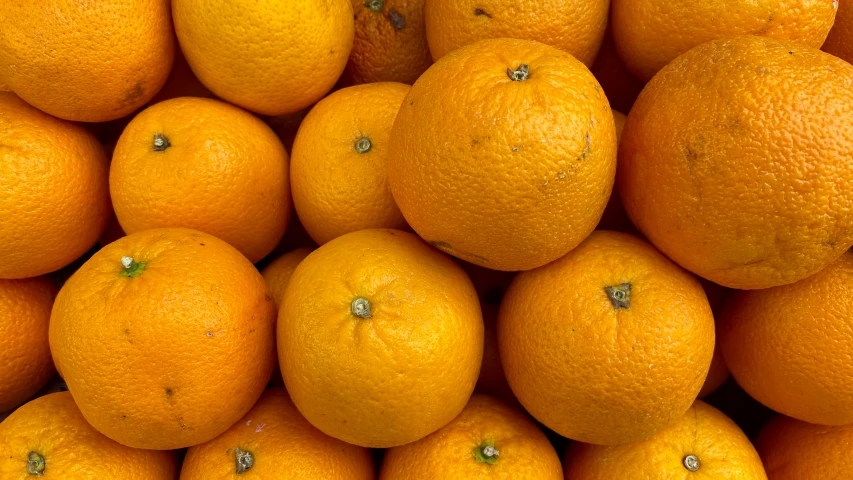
(756, 414, 853, 479)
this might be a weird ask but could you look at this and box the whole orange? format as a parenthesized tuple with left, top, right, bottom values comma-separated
(612, 0, 837, 82)
(346, 0, 432, 85)
(380, 394, 562, 479)
(0, 392, 177, 479)
(260, 247, 314, 309)
(619, 36, 853, 289)
(180, 388, 375, 479)
(292, 83, 410, 245)
(824, 0, 853, 63)
(0, 0, 174, 122)
(279, 229, 483, 448)
(49, 228, 276, 450)
(589, 27, 644, 114)
(172, 0, 354, 116)
(564, 401, 767, 479)
(498, 231, 715, 445)
(388, 38, 617, 271)
(424, 0, 608, 66)
(110, 97, 291, 263)
(0, 93, 111, 279)
(720, 251, 853, 425)
(0, 277, 57, 413)
(756, 414, 853, 479)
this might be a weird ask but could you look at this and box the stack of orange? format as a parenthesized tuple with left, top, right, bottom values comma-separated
(3, 0, 853, 478)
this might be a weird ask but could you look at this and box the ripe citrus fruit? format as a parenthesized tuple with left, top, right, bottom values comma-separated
(720, 251, 853, 425)
(824, 0, 853, 63)
(49, 228, 276, 449)
(756, 414, 853, 479)
(0, 0, 174, 122)
(424, 0, 608, 66)
(172, 0, 354, 116)
(564, 401, 767, 479)
(0, 92, 111, 279)
(388, 38, 617, 271)
(346, 0, 432, 85)
(180, 388, 375, 479)
(291, 83, 410, 245)
(0, 277, 57, 413)
(110, 97, 291, 263)
(0, 392, 177, 479)
(380, 394, 562, 479)
(498, 231, 715, 445)
(278, 229, 483, 448)
(619, 36, 853, 289)
(261, 247, 314, 309)
(589, 27, 644, 114)
(612, 0, 837, 81)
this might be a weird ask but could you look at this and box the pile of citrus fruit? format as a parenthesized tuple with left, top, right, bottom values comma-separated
(3, 0, 853, 478)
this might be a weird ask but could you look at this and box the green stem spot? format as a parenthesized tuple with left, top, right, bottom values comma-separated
(235, 448, 254, 474)
(351, 297, 372, 319)
(153, 133, 170, 152)
(27, 451, 45, 476)
(507, 64, 530, 82)
(365, 0, 384, 11)
(473, 440, 500, 465)
(120, 256, 146, 278)
(604, 283, 631, 309)
(355, 137, 372, 154)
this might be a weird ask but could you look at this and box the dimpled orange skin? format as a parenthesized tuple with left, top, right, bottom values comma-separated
(720, 252, 853, 426)
(0, 277, 57, 413)
(0, 392, 177, 480)
(291, 83, 410, 245)
(49, 228, 276, 450)
(110, 97, 291, 264)
(346, 0, 432, 85)
(612, 0, 837, 82)
(564, 401, 767, 479)
(756, 415, 853, 479)
(498, 231, 715, 445)
(0, 93, 111, 279)
(0, 0, 174, 122)
(619, 36, 853, 290)
(380, 394, 562, 480)
(279, 229, 483, 448)
(260, 248, 314, 309)
(424, 0, 608, 67)
(824, 0, 853, 63)
(172, 0, 354, 116)
(180, 388, 375, 480)
(388, 38, 617, 271)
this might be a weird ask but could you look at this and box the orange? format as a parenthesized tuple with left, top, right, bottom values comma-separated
(0, 93, 111, 279)
(699, 279, 731, 398)
(260, 247, 314, 309)
(180, 388, 375, 479)
(0, 277, 57, 412)
(345, 0, 432, 85)
(612, 0, 837, 82)
(172, 0, 354, 116)
(720, 251, 853, 425)
(498, 231, 715, 445)
(756, 414, 853, 479)
(564, 400, 767, 479)
(0, 392, 177, 479)
(388, 38, 617, 271)
(279, 229, 483, 448)
(824, 0, 853, 63)
(619, 36, 853, 290)
(596, 110, 635, 232)
(424, 0, 608, 67)
(292, 83, 410, 245)
(110, 97, 291, 263)
(0, 0, 174, 122)
(589, 26, 644, 114)
(49, 228, 276, 450)
(380, 394, 562, 479)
